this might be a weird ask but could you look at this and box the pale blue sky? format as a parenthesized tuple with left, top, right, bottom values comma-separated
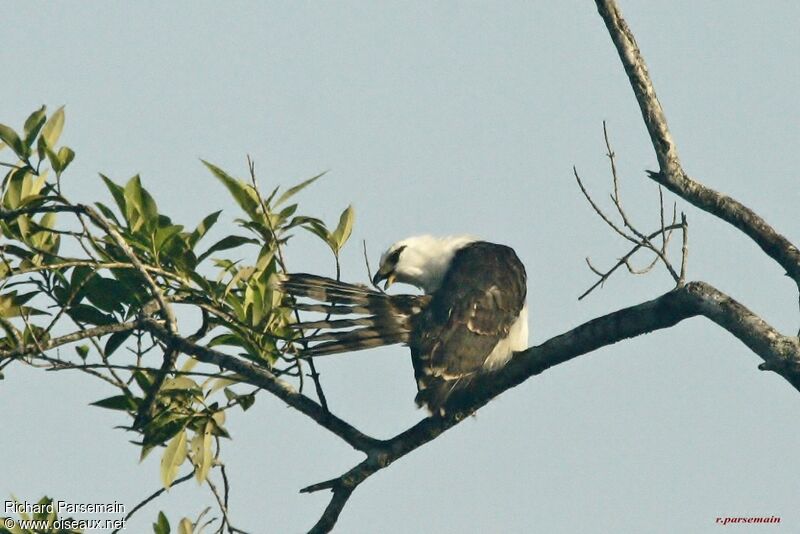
(2, 2, 799, 533)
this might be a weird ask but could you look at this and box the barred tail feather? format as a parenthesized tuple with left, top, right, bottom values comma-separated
(281, 274, 380, 300)
(292, 316, 378, 330)
(280, 273, 428, 357)
(294, 302, 374, 315)
(302, 332, 410, 357)
(298, 326, 408, 344)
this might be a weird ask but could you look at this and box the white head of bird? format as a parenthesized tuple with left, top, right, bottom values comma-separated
(372, 235, 476, 293)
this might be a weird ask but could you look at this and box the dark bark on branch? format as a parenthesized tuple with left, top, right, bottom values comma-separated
(0, 321, 140, 359)
(595, 0, 800, 285)
(0, 203, 179, 328)
(292, 282, 800, 531)
(306, 481, 354, 534)
(139, 319, 381, 453)
(6, 280, 796, 532)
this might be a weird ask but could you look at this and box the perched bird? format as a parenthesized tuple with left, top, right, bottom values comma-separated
(281, 235, 528, 415)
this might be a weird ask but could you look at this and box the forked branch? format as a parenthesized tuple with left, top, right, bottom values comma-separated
(595, 0, 800, 285)
(573, 124, 688, 299)
(296, 281, 800, 531)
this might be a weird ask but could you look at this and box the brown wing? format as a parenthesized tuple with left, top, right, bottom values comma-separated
(410, 242, 526, 414)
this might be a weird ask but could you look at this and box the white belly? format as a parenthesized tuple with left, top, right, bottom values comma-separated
(482, 304, 529, 371)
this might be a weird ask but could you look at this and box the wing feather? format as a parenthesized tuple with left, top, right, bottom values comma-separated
(411, 242, 526, 413)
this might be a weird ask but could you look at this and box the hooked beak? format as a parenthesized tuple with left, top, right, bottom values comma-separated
(372, 270, 396, 290)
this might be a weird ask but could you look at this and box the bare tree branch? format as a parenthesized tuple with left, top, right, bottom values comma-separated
(595, 0, 800, 285)
(0, 321, 140, 359)
(579, 222, 683, 300)
(297, 281, 800, 531)
(246, 157, 329, 411)
(139, 318, 381, 453)
(112, 470, 196, 534)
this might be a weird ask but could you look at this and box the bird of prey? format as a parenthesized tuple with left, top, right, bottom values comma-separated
(281, 235, 528, 415)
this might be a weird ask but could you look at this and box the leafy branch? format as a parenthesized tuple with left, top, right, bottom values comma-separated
(0, 105, 357, 532)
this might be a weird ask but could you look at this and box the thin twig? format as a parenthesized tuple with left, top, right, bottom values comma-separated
(580, 223, 682, 300)
(246, 157, 329, 411)
(574, 166, 637, 245)
(363, 239, 386, 294)
(301, 281, 800, 532)
(111, 470, 196, 534)
(140, 317, 379, 452)
(0, 315, 23, 347)
(679, 213, 688, 285)
(576, 124, 682, 286)
(596, 0, 800, 284)
(207, 477, 249, 534)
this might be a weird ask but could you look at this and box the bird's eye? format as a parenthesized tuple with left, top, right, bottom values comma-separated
(387, 245, 406, 266)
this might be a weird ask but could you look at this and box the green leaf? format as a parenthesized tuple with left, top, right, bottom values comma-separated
(37, 135, 48, 161)
(301, 219, 331, 244)
(46, 147, 63, 174)
(124, 175, 159, 232)
(153, 224, 184, 254)
(67, 304, 116, 325)
(30, 211, 60, 253)
(105, 330, 132, 357)
(3, 168, 25, 209)
(277, 203, 298, 224)
(196, 235, 258, 263)
(208, 411, 230, 439)
(20, 171, 46, 199)
(70, 264, 93, 287)
(56, 146, 75, 174)
(94, 201, 123, 226)
(161, 429, 188, 488)
(274, 170, 326, 207)
(264, 184, 280, 205)
(330, 204, 355, 252)
(0, 123, 26, 160)
(179, 358, 198, 374)
(91, 394, 138, 411)
(191, 420, 214, 483)
(110, 268, 147, 304)
(141, 413, 189, 458)
(153, 511, 171, 534)
(23, 106, 47, 149)
(99, 174, 128, 218)
(133, 369, 153, 391)
(39, 211, 57, 230)
(207, 333, 244, 349)
(238, 392, 256, 411)
(284, 215, 324, 229)
(202, 160, 261, 219)
(162, 376, 200, 392)
(0, 291, 46, 318)
(207, 377, 238, 395)
(188, 210, 222, 249)
(41, 106, 65, 148)
(84, 276, 130, 313)
(6, 291, 38, 307)
(75, 344, 89, 359)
